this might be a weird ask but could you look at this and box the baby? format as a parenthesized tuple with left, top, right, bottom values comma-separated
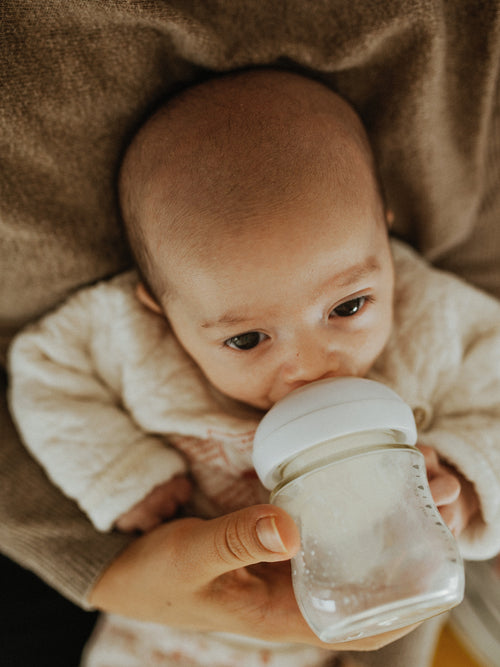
(8, 69, 500, 666)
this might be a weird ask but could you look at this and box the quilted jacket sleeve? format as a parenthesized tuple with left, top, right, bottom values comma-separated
(388, 242, 500, 560)
(7, 278, 187, 531)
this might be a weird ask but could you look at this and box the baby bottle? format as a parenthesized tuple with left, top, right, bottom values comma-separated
(252, 377, 464, 643)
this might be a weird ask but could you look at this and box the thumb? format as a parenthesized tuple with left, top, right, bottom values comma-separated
(197, 504, 300, 580)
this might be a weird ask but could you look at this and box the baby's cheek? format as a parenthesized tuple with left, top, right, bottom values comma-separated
(211, 373, 269, 409)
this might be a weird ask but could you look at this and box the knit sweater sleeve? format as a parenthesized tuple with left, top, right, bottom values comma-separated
(384, 241, 500, 560)
(7, 275, 187, 532)
(417, 318, 500, 560)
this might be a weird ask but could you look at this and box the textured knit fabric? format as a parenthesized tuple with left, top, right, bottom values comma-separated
(79, 611, 446, 667)
(1, 0, 500, 611)
(80, 614, 336, 667)
(9, 239, 500, 561)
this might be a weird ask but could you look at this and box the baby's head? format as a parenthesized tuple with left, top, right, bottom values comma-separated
(119, 68, 394, 410)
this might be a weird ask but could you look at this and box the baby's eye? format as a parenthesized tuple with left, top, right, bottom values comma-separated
(225, 331, 267, 350)
(332, 296, 367, 318)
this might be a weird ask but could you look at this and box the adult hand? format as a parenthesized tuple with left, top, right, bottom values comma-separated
(89, 504, 418, 651)
(418, 444, 480, 537)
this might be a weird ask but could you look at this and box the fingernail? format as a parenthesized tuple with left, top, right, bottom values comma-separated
(256, 516, 288, 553)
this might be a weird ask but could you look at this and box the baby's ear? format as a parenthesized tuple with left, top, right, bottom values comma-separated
(136, 282, 163, 315)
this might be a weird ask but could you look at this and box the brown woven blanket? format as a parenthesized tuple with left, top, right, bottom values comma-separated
(1, 0, 499, 605)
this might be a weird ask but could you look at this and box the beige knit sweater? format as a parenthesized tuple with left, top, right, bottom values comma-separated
(1, 1, 500, 606)
(9, 240, 500, 565)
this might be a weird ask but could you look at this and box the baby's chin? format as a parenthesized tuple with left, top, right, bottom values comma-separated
(233, 394, 271, 415)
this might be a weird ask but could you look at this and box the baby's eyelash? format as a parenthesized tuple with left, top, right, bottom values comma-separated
(331, 295, 375, 318)
(224, 331, 267, 351)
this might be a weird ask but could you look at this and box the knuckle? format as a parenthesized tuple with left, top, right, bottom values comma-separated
(215, 515, 254, 565)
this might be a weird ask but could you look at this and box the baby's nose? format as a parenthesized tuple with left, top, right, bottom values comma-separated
(281, 343, 340, 386)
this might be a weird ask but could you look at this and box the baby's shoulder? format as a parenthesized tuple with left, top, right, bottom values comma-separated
(83, 269, 139, 302)
(58, 269, 144, 322)
(390, 238, 500, 364)
(23, 269, 157, 346)
(81, 270, 168, 342)
(391, 238, 500, 315)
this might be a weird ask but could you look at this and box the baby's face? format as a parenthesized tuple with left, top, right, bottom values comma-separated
(157, 175, 394, 411)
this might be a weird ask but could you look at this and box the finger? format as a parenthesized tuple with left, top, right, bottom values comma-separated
(172, 476, 193, 503)
(417, 444, 440, 478)
(165, 477, 192, 511)
(188, 505, 301, 582)
(428, 472, 461, 506)
(115, 507, 162, 533)
(439, 503, 464, 537)
(146, 477, 192, 509)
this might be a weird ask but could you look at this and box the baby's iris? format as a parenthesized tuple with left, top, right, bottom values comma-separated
(226, 331, 266, 350)
(332, 296, 367, 317)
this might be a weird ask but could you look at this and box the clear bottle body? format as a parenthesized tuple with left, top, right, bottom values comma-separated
(272, 432, 464, 643)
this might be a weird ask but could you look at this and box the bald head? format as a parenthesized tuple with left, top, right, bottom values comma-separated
(119, 68, 382, 300)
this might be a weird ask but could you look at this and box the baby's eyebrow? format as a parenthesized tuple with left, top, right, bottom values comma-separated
(201, 313, 252, 329)
(331, 256, 381, 288)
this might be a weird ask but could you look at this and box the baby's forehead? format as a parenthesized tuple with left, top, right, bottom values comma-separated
(120, 70, 379, 294)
